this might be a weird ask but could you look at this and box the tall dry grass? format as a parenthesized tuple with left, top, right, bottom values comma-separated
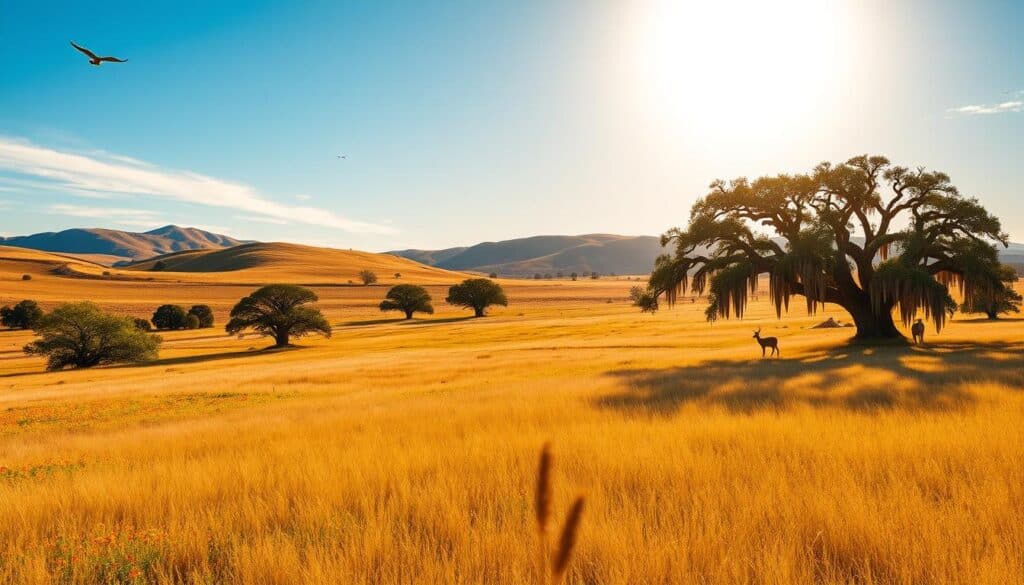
(0, 278, 1022, 583)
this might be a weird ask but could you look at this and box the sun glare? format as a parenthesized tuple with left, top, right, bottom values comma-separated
(628, 0, 854, 149)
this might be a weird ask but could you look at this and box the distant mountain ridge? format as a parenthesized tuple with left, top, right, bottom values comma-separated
(0, 226, 247, 265)
(391, 234, 665, 276)
(393, 234, 1024, 277)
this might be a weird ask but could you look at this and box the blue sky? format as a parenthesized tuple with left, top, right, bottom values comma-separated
(0, 0, 1021, 250)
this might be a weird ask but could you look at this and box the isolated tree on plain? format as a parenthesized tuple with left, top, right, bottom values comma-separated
(959, 264, 1021, 319)
(570, 272, 578, 281)
(359, 270, 378, 285)
(225, 284, 331, 347)
(152, 304, 188, 330)
(188, 304, 215, 328)
(24, 302, 161, 370)
(489, 272, 498, 279)
(394, 272, 402, 279)
(379, 284, 434, 319)
(446, 278, 508, 317)
(1, 300, 43, 329)
(643, 155, 1008, 340)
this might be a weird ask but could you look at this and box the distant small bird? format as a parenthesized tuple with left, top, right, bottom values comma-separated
(337, 155, 347, 159)
(70, 41, 127, 66)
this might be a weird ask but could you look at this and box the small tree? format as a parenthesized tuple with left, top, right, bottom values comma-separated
(489, 272, 498, 279)
(1, 300, 43, 329)
(152, 305, 188, 330)
(24, 302, 161, 370)
(359, 270, 378, 285)
(188, 304, 215, 328)
(534, 273, 542, 280)
(590, 272, 599, 279)
(570, 272, 578, 281)
(226, 284, 331, 347)
(133, 318, 153, 331)
(379, 284, 434, 319)
(185, 314, 201, 329)
(446, 278, 508, 317)
(394, 272, 402, 279)
(629, 286, 659, 313)
(21, 274, 31, 281)
(959, 264, 1021, 319)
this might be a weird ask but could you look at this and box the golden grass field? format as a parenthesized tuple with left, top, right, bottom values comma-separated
(1, 246, 1023, 584)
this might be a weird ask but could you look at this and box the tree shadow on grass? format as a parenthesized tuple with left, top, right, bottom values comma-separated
(598, 340, 1024, 416)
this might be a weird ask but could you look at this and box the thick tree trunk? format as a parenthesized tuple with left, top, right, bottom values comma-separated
(474, 307, 485, 317)
(846, 301, 903, 340)
(274, 331, 290, 347)
(405, 310, 414, 319)
(986, 310, 999, 320)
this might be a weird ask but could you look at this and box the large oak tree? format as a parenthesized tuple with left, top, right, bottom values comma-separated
(646, 155, 1008, 340)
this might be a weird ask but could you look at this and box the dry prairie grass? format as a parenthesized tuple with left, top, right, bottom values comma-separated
(0, 268, 1022, 584)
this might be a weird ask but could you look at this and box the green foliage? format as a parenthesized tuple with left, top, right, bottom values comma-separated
(185, 313, 201, 330)
(152, 305, 188, 330)
(24, 302, 161, 370)
(959, 264, 1021, 319)
(629, 286, 659, 313)
(359, 270, 378, 285)
(226, 284, 331, 347)
(646, 155, 1007, 339)
(188, 304, 215, 328)
(1, 300, 43, 329)
(21, 274, 31, 281)
(379, 284, 434, 319)
(133, 318, 153, 332)
(446, 278, 508, 317)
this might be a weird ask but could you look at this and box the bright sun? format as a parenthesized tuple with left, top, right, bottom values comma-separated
(628, 0, 854, 148)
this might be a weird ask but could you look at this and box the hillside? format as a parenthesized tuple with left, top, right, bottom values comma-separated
(396, 234, 1024, 277)
(0, 226, 245, 264)
(391, 234, 663, 276)
(122, 242, 470, 284)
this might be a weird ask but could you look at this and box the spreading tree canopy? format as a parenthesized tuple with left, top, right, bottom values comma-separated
(379, 284, 434, 319)
(24, 302, 161, 370)
(959, 264, 1021, 319)
(1, 300, 43, 329)
(446, 278, 508, 317)
(225, 284, 331, 347)
(646, 155, 1008, 339)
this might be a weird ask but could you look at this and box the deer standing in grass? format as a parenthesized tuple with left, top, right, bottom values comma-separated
(753, 328, 779, 358)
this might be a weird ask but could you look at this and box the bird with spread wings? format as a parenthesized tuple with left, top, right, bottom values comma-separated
(70, 42, 127, 66)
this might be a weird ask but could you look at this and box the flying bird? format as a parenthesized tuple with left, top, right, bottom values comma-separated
(70, 41, 127, 66)
(337, 155, 347, 159)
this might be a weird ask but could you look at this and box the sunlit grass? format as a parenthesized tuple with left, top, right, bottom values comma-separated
(0, 275, 1022, 583)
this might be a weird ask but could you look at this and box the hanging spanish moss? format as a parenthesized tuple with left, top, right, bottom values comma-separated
(871, 262, 953, 332)
(707, 262, 758, 320)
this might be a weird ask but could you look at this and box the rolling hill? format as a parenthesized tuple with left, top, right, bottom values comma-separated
(395, 234, 1024, 277)
(121, 242, 470, 284)
(391, 234, 664, 276)
(0, 226, 245, 264)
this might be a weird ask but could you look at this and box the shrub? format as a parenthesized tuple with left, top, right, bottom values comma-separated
(446, 278, 508, 317)
(133, 318, 153, 331)
(394, 272, 402, 279)
(24, 302, 161, 370)
(185, 314, 201, 330)
(359, 270, 378, 285)
(1, 300, 44, 329)
(570, 272, 578, 281)
(379, 285, 434, 319)
(489, 272, 498, 279)
(21, 274, 31, 281)
(226, 284, 331, 347)
(534, 273, 542, 280)
(630, 286, 659, 313)
(152, 305, 188, 330)
(188, 304, 215, 328)
(590, 272, 600, 279)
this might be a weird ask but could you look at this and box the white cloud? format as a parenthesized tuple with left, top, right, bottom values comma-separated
(294, 194, 313, 201)
(0, 136, 397, 234)
(236, 215, 290, 225)
(48, 203, 160, 220)
(949, 99, 1023, 116)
